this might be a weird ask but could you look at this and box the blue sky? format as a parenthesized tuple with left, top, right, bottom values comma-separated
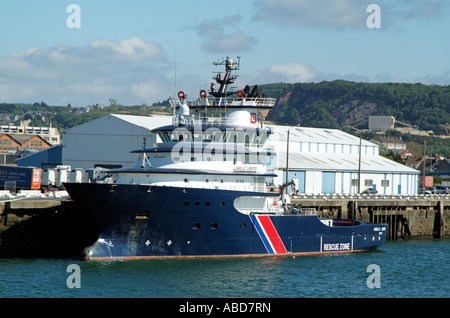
(0, 0, 449, 106)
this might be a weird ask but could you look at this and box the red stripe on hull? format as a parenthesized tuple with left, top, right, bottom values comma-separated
(257, 215, 287, 254)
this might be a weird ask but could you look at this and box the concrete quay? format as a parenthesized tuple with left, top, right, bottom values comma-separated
(0, 190, 97, 258)
(291, 193, 450, 240)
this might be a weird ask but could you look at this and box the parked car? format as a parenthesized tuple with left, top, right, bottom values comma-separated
(423, 187, 437, 194)
(362, 188, 378, 194)
(436, 186, 449, 194)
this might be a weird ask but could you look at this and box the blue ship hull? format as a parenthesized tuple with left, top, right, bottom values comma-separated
(64, 183, 387, 260)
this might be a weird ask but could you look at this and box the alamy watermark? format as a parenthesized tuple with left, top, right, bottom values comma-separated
(66, 264, 81, 288)
(366, 264, 381, 288)
(66, 4, 81, 29)
(65, 4, 380, 30)
(367, 4, 381, 29)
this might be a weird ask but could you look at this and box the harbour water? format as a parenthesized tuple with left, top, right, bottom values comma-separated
(0, 240, 448, 298)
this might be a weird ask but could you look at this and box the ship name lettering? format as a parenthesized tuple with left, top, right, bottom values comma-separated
(233, 166, 257, 172)
(323, 243, 351, 251)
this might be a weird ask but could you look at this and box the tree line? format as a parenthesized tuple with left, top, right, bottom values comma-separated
(261, 80, 450, 135)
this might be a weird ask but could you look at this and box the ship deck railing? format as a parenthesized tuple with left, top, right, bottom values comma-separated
(291, 192, 450, 200)
(172, 114, 273, 129)
(298, 208, 318, 216)
(170, 97, 275, 128)
(170, 97, 276, 109)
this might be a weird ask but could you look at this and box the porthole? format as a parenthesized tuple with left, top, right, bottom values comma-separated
(184, 201, 190, 206)
(205, 201, 210, 206)
(240, 223, 246, 228)
(192, 222, 201, 229)
(210, 222, 218, 229)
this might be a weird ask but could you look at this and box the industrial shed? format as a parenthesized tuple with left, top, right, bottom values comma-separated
(16, 144, 62, 169)
(267, 125, 420, 195)
(62, 114, 172, 169)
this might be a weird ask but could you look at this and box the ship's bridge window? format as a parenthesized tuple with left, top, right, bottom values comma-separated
(203, 132, 214, 142)
(202, 129, 222, 143)
(256, 132, 268, 145)
(246, 133, 259, 147)
(158, 132, 171, 142)
(245, 135, 250, 147)
(193, 132, 202, 142)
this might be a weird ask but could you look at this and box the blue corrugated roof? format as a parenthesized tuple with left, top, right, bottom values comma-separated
(16, 144, 62, 168)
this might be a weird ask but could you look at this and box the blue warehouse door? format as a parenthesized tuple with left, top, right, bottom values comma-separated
(296, 171, 305, 193)
(322, 172, 336, 194)
(285, 171, 305, 193)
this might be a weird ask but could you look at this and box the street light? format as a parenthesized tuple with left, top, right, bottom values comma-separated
(285, 125, 300, 194)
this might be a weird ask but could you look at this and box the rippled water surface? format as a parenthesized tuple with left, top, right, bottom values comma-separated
(1, 240, 449, 298)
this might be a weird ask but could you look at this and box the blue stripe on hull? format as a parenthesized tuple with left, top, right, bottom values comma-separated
(250, 215, 274, 254)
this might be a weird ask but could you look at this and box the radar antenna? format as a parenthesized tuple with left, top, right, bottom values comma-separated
(209, 56, 240, 98)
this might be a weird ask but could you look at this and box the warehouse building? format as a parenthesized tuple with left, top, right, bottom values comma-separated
(267, 125, 420, 195)
(61, 114, 172, 169)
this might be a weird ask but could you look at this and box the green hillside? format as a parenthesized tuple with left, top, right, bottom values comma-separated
(261, 80, 450, 135)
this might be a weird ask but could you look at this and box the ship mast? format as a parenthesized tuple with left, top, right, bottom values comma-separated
(209, 56, 240, 98)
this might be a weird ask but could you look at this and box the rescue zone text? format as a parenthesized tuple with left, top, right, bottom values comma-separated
(323, 243, 351, 251)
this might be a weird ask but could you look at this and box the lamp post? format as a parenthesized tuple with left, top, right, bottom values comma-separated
(358, 134, 362, 194)
(285, 125, 299, 194)
(422, 139, 426, 194)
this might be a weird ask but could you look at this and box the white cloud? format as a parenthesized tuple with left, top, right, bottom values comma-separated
(385, 0, 449, 20)
(247, 62, 317, 84)
(253, 0, 449, 29)
(253, 0, 371, 28)
(268, 63, 317, 82)
(0, 37, 172, 105)
(201, 30, 256, 53)
(131, 80, 169, 101)
(191, 15, 257, 53)
(90, 37, 164, 62)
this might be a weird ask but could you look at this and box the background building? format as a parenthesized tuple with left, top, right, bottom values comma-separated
(368, 116, 395, 132)
(267, 125, 419, 195)
(61, 114, 172, 169)
(0, 133, 51, 154)
(0, 122, 60, 145)
(374, 135, 407, 152)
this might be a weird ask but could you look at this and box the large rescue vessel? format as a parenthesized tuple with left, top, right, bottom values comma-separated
(64, 57, 387, 260)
